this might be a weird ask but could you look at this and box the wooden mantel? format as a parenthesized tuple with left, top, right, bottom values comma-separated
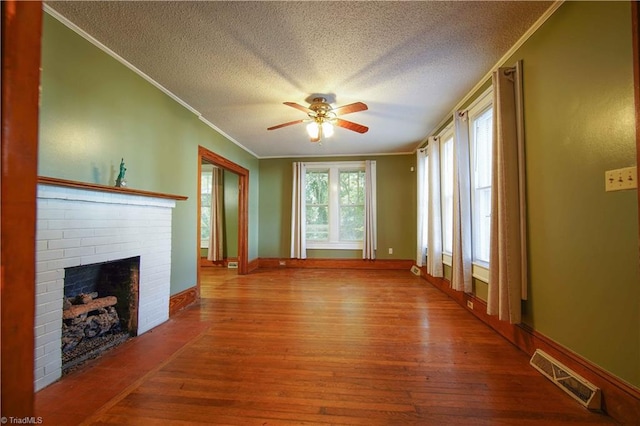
(38, 176, 188, 201)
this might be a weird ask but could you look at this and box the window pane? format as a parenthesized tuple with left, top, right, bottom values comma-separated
(201, 205, 211, 242)
(339, 170, 365, 242)
(472, 106, 493, 264)
(473, 187, 491, 263)
(422, 157, 429, 251)
(441, 137, 454, 254)
(474, 108, 493, 189)
(339, 205, 364, 241)
(305, 171, 328, 204)
(339, 170, 365, 204)
(201, 174, 212, 194)
(305, 171, 329, 241)
(200, 171, 212, 245)
(306, 206, 329, 240)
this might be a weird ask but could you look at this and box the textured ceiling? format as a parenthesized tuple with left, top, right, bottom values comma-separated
(45, 1, 553, 158)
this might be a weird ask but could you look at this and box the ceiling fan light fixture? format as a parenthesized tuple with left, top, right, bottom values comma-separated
(321, 121, 334, 138)
(268, 96, 369, 141)
(306, 121, 320, 139)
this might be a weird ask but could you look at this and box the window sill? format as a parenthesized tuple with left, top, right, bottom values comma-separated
(307, 242, 363, 250)
(472, 262, 489, 283)
(442, 254, 489, 283)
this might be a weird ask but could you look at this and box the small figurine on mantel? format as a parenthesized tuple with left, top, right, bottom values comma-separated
(115, 158, 127, 187)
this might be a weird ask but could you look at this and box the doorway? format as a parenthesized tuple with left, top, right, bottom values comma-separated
(196, 146, 249, 296)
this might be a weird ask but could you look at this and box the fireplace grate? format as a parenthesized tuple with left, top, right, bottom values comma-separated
(62, 331, 130, 375)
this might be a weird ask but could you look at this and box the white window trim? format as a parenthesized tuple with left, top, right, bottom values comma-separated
(472, 262, 489, 283)
(305, 161, 365, 250)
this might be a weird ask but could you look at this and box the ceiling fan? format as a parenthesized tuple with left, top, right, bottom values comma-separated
(267, 97, 368, 142)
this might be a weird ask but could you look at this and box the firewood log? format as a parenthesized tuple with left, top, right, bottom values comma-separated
(62, 296, 117, 319)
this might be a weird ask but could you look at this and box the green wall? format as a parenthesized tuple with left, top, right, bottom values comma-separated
(39, 14, 260, 295)
(258, 155, 416, 260)
(450, 2, 639, 387)
(224, 171, 239, 258)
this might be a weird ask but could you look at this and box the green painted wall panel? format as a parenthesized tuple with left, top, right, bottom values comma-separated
(258, 155, 416, 260)
(39, 14, 260, 295)
(514, 1, 638, 388)
(224, 171, 239, 257)
(455, 2, 638, 386)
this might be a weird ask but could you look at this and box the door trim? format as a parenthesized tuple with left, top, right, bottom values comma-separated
(197, 146, 250, 290)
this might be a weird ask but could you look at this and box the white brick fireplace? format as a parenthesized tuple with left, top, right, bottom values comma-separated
(34, 180, 181, 391)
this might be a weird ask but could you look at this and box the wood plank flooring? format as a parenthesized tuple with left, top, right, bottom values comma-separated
(36, 268, 617, 425)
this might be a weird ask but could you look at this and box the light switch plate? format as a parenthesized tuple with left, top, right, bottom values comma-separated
(605, 166, 637, 192)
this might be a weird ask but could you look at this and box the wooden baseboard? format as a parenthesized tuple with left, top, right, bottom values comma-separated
(421, 270, 640, 425)
(248, 258, 260, 273)
(200, 257, 238, 268)
(258, 258, 414, 270)
(169, 286, 198, 316)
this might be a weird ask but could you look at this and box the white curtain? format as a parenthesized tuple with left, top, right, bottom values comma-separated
(426, 137, 444, 277)
(363, 160, 377, 259)
(207, 167, 224, 262)
(452, 111, 473, 293)
(290, 162, 307, 259)
(488, 61, 528, 324)
(416, 148, 427, 267)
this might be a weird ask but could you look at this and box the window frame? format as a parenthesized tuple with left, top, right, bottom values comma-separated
(421, 152, 429, 254)
(200, 165, 214, 249)
(468, 88, 493, 273)
(439, 128, 454, 260)
(305, 161, 366, 250)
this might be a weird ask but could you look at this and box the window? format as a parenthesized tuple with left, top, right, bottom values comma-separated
(200, 167, 213, 248)
(305, 170, 329, 241)
(440, 133, 454, 255)
(305, 162, 366, 249)
(469, 96, 493, 266)
(421, 154, 429, 252)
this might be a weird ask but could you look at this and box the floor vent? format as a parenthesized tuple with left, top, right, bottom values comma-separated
(530, 349, 601, 410)
(410, 265, 421, 276)
(227, 261, 238, 269)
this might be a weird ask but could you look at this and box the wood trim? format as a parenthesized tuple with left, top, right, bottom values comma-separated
(200, 257, 238, 268)
(1, 0, 42, 416)
(38, 176, 188, 200)
(422, 272, 640, 425)
(169, 286, 198, 316)
(258, 258, 414, 270)
(248, 258, 260, 273)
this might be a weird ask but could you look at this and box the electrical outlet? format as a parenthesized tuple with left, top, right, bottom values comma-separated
(388, 248, 393, 255)
(466, 300, 474, 310)
(605, 166, 637, 192)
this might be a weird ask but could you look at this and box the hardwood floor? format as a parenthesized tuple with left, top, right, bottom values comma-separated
(36, 268, 616, 425)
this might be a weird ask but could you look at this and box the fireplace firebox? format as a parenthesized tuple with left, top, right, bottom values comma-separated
(61, 257, 140, 373)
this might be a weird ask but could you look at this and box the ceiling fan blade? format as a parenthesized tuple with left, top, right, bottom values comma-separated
(335, 118, 369, 134)
(333, 102, 368, 116)
(283, 102, 312, 114)
(267, 119, 305, 131)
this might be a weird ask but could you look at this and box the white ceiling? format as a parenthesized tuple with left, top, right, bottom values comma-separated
(45, 1, 553, 159)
